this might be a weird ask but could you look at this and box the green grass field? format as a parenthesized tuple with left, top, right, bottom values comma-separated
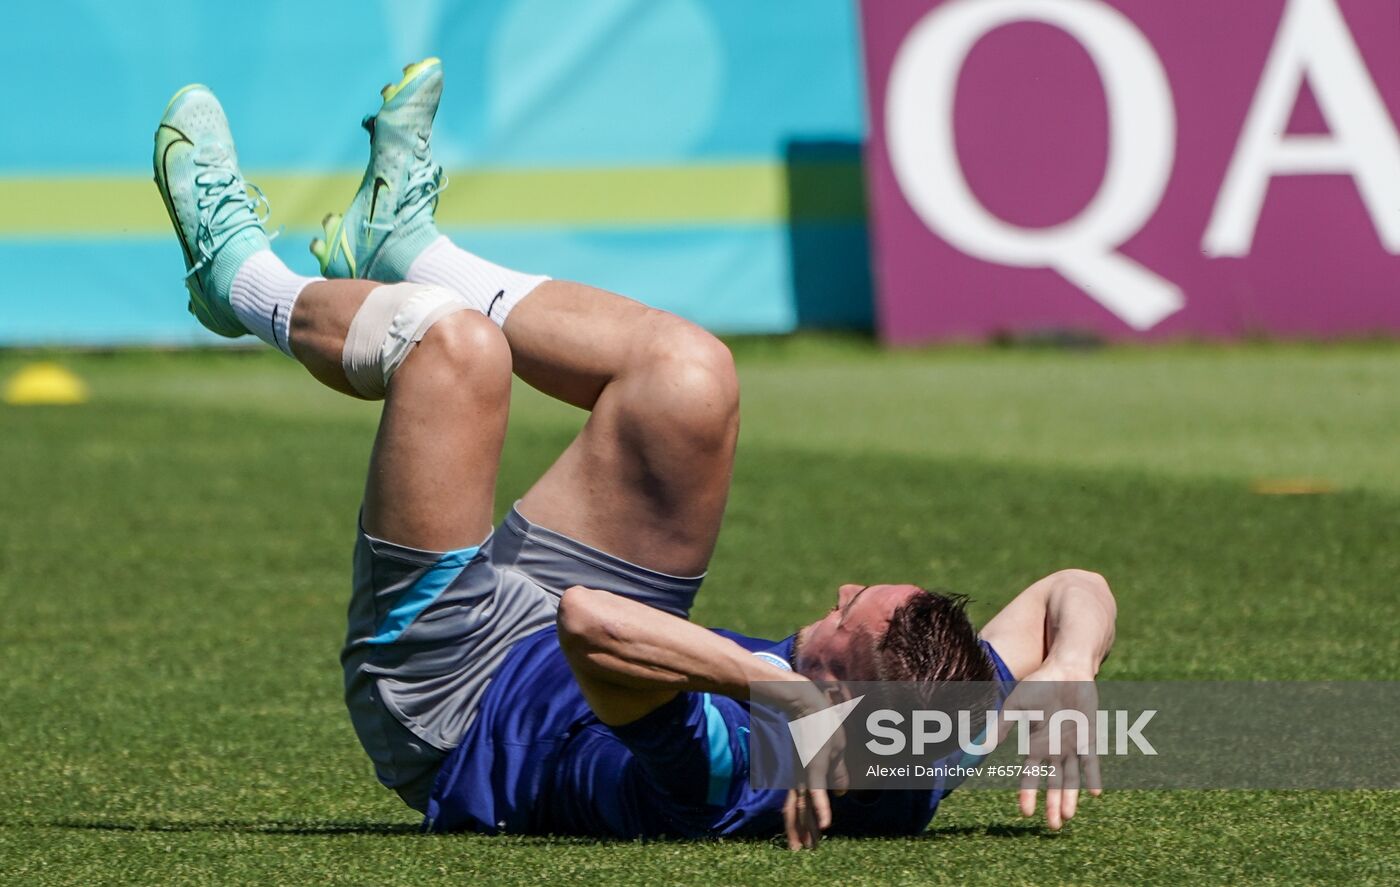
(1, 341, 1396, 885)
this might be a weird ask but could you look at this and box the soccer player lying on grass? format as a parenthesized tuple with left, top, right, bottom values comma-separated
(153, 58, 1117, 850)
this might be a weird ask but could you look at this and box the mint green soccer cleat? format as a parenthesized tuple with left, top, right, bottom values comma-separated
(153, 84, 272, 338)
(311, 57, 446, 281)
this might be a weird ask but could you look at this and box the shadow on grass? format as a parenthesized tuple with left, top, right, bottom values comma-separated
(36, 818, 1046, 846)
(924, 823, 1048, 839)
(39, 819, 728, 846)
(45, 818, 422, 837)
(39, 820, 720, 845)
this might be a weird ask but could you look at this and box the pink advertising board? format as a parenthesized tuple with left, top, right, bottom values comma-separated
(860, 0, 1400, 341)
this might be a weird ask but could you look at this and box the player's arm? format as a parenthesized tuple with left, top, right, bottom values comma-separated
(555, 584, 809, 725)
(978, 569, 1117, 829)
(557, 585, 843, 850)
(978, 568, 1117, 681)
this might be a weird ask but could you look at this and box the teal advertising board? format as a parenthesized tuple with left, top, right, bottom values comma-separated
(0, 0, 869, 344)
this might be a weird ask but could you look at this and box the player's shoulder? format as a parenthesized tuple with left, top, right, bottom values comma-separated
(710, 626, 791, 652)
(709, 627, 795, 671)
(977, 638, 1018, 701)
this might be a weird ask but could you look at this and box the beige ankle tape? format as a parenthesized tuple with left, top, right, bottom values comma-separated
(342, 283, 470, 399)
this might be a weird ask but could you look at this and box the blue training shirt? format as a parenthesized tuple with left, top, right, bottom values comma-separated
(425, 627, 1016, 837)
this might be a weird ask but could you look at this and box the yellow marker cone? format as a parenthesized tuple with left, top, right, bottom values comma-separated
(3, 362, 88, 405)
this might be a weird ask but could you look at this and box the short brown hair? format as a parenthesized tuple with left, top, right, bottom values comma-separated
(875, 589, 996, 685)
(872, 589, 999, 760)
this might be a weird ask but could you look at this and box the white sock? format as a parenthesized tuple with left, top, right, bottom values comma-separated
(405, 235, 549, 327)
(229, 250, 320, 357)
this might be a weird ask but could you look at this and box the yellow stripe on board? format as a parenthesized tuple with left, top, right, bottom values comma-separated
(0, 162, 864, 237)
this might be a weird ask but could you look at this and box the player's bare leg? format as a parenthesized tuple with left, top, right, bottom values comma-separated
(502, 283, 739, 577)
(288, 283, 509, 550)
(306, 57, 738, 575)
(154, 80, 506, 552)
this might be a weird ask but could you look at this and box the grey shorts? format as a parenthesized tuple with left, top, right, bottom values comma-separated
(340, 503, 704, 811)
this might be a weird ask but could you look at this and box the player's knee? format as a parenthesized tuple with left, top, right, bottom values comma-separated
(419, 309, 512, 394)
(641, 323, 739, 449)
(342, 283, 511, 400)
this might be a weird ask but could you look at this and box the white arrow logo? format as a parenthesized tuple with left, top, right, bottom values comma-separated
(787, 695, 865, 767)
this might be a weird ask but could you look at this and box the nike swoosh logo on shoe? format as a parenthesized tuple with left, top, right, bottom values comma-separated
(156, 124, 197, 270)
(369, 176, 390, 223)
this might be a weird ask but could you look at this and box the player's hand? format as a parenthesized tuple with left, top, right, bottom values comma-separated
(764, 677, 849, 850)
(783, 786, 830, 851)
(1001, 659, 1102, 830)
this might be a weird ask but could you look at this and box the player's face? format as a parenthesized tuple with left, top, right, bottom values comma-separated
(795, 583, 922, 680)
